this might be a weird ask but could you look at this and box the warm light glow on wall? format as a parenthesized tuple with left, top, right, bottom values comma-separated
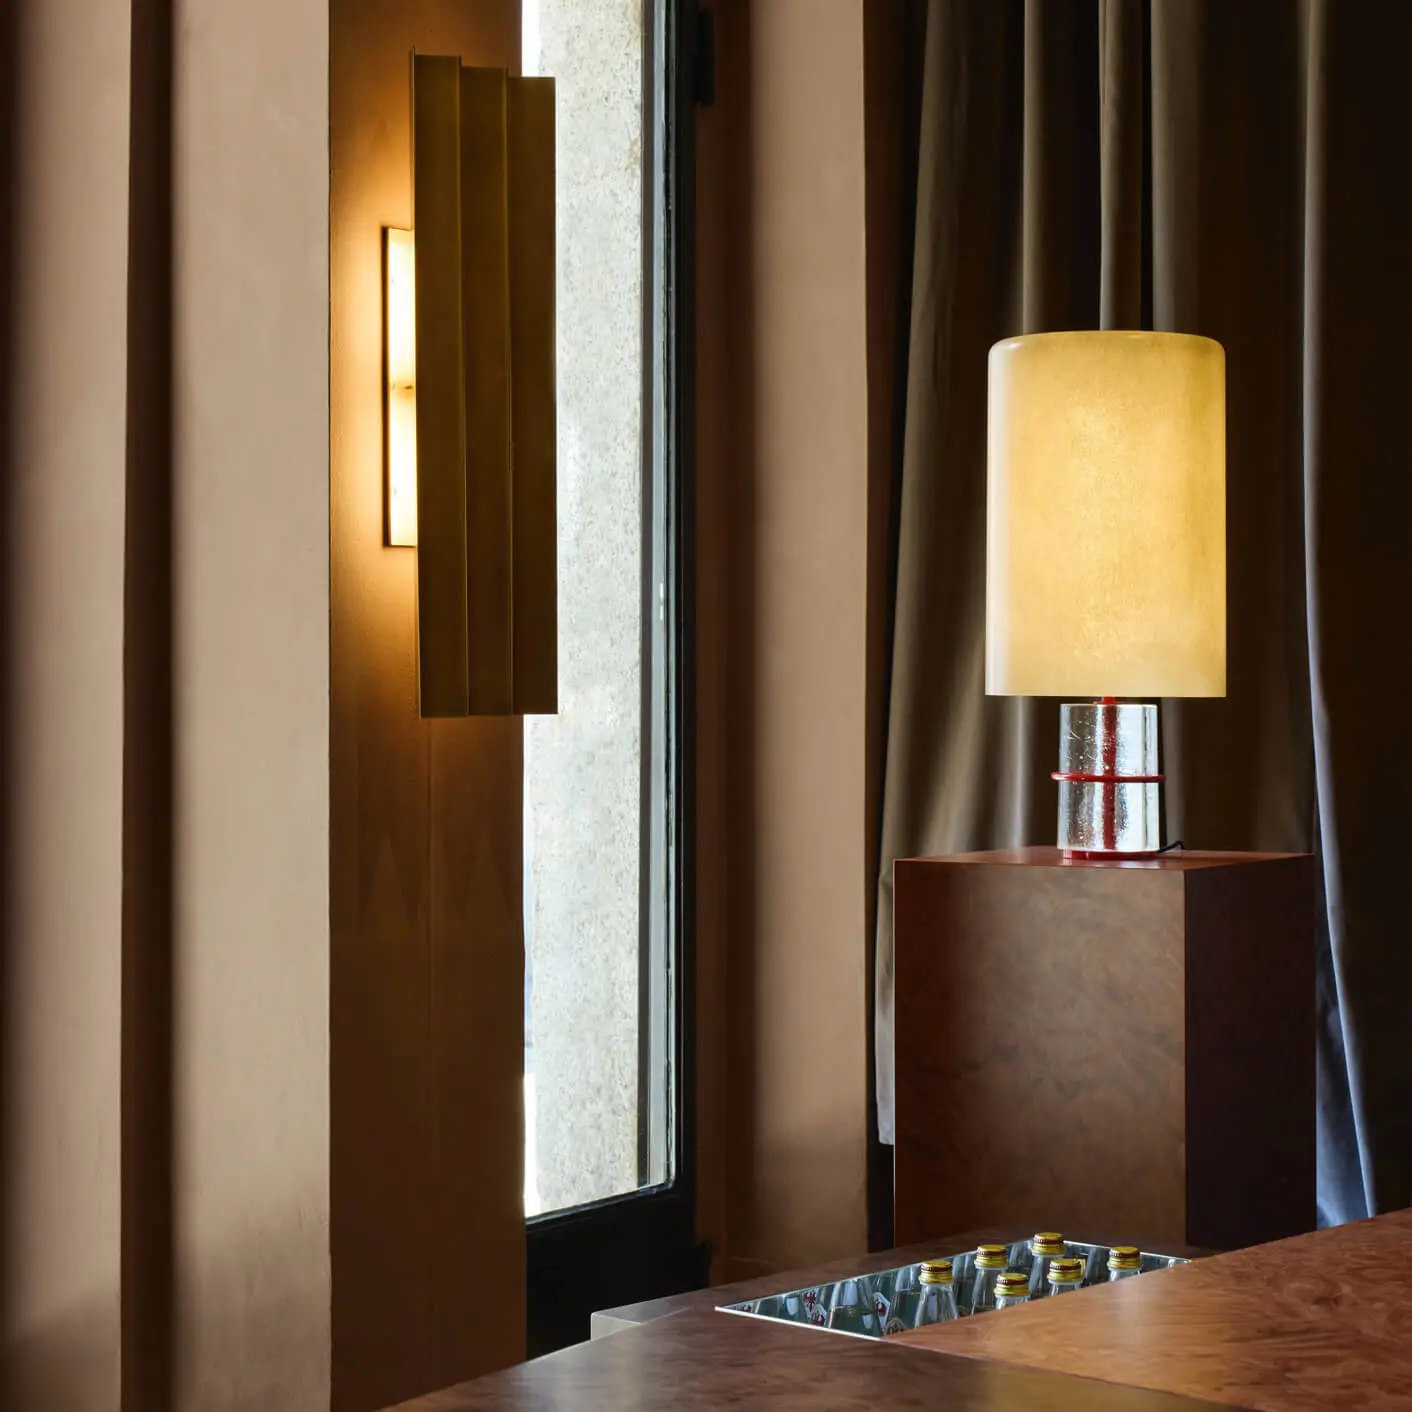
(384, 227, 417, 547)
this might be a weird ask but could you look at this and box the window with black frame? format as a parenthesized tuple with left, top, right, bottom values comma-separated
(521, 0, 707, 1355)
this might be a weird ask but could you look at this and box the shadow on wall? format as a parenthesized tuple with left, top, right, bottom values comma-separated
(694, 0, 760, 1280)
(3, 0, 179, 1403)
(2, 0, 19, 1382)
(5, 1206, 328, 1411)
(119, 0, 177, 1406)
(5, 1298, 120, 1412)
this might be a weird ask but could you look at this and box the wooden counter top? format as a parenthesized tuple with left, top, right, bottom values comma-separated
(388, 1216, 1412, 1409)
(386, 1226, 1221, 1411)
(388, 1304, 1229, 1411)
(897, 1208, 1412, 1410)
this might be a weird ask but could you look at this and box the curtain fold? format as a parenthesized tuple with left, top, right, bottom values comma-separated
(876, 0, 1412, 1223)
(1302, 0, 1412, 1220)
(875, 0, 1099, 1145)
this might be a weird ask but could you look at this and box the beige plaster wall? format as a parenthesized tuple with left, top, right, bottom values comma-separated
(2, 0, 887, 1396)
(696, 0, 874, 1278)
(329, 3, 525, 1408)
(171, 0, 331, 1407)
(4, 0, 333, 1406)
(2, 0, 133, 1405)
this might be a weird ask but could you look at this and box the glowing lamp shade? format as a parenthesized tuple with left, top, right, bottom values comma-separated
(987, 330, 1226, 857)
(384, 227, 418, 548)
(986, 331, 1226, 700)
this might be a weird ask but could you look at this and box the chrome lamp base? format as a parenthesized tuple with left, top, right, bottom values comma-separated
(1052, 700, 1162, 858)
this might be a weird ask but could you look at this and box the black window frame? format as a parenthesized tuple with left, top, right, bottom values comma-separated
(525, 0, 708, 1357)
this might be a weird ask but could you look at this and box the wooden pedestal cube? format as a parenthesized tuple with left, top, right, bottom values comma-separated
(893, 848, 1316, 1253)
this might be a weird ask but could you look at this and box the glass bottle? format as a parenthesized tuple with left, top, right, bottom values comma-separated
(827, 1279, 879, 1336)
(1107, 1246, 1142, 1281)
(868, 1271, 896, 1327)
(967, 1244, 1009, 1315)
(993, 1271, 1031, 1309)
(1046, 1256, 1085, 1296)
(885, 1264, 922, 1334)
(912, 1259, 959, 1328)
(1026, 1231, 1067, 1299)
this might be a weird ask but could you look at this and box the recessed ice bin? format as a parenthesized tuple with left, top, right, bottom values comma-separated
(718, 1238, 1191, 1339)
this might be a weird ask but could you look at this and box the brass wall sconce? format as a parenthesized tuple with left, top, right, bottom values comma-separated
(384, 55, 557, 717)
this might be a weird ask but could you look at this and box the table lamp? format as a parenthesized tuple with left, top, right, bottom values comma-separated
(986, 331, 1226, 857)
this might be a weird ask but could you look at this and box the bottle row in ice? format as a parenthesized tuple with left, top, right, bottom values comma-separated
(741, 1232, 1149, 1337)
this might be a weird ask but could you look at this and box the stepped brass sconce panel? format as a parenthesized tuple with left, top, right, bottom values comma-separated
(393, 53, 557, 718)
(505, 76, 557, 716)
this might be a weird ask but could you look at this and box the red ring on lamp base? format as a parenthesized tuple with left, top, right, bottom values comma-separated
(1061, 847, 1161, 861)
(1050, 772, 1166, 784)
(1053, 769, 1165, 857)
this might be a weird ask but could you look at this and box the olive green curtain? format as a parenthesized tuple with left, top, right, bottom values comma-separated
(876, 0, 1412, 1223)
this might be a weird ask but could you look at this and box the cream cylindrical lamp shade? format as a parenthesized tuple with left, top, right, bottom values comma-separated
(986, 331, 1226, 856)
(986, 331, 1226, 699)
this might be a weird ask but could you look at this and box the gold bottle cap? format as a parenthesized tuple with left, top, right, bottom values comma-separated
(1047, 1256, 1084, 1283)
(994, 1271, 1029, 1297)
(920, 1259, 953, 1285)
(975, 1243, 1008, 1268)
(1030, 1231, 1065, 1256)
(1108, 1246, 1141, 1270)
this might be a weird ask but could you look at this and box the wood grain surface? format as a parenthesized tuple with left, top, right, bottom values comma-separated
(894, 856, 1190, 1246)
(893, 850, 1314, 1251)
(1184, 856, 1315, 1248)
(898, 1208, 1412, 1410)
(330, 9, 527, 1404)
(386, 1304, 1233, 1411)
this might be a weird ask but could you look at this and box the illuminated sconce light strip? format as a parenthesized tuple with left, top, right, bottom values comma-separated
(384, 226, 418, 548)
